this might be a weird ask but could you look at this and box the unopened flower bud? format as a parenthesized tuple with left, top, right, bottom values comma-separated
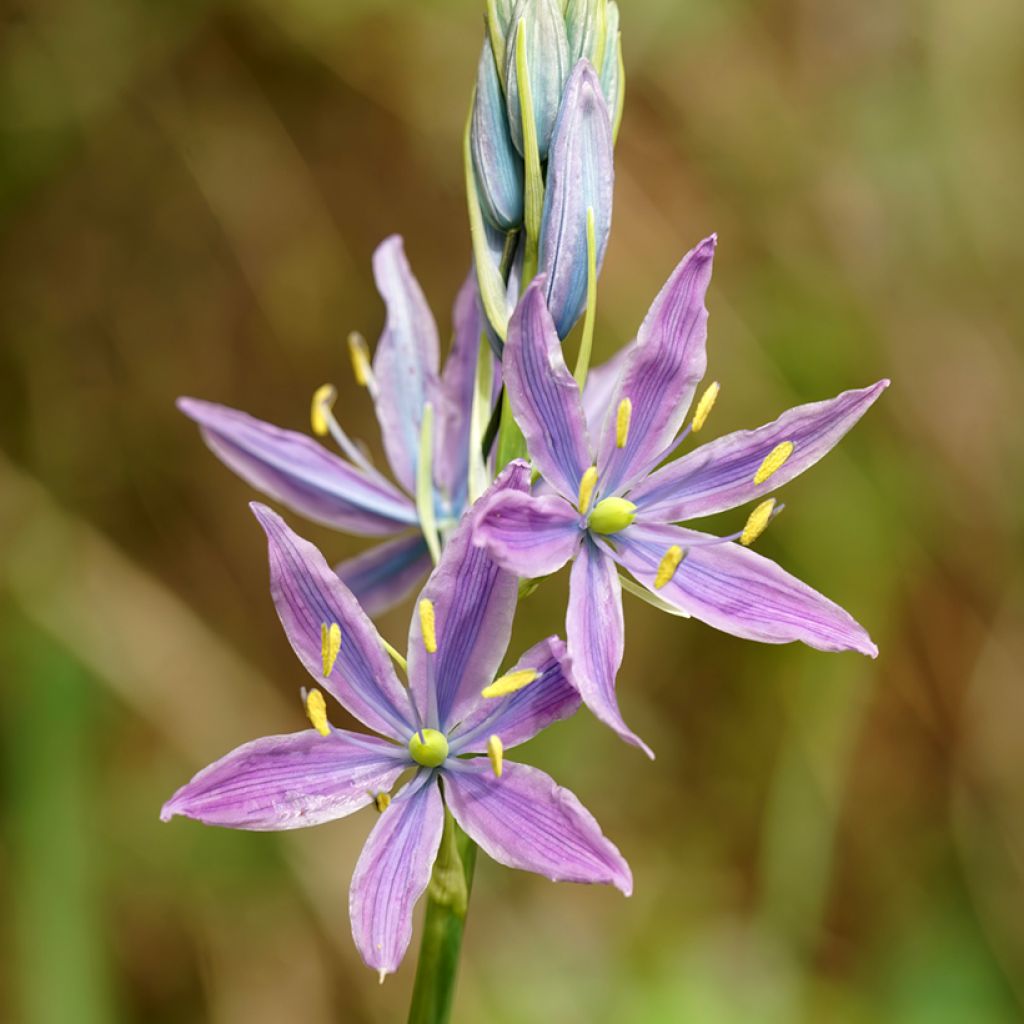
(599, 1, 624, 135)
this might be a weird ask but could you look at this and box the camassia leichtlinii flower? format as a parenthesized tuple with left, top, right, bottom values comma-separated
(474, 235, 888, 756)
(177, 236, 485, 616)
(161, 464, 631, 979)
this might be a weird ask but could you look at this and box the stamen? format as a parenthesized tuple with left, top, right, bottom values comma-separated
(654, 545, 684, 590)
(487, 734, 504, 778)
(348, 331, 373, 388)
(754, 441, 794, 485)
(578, 466, 598, 515)
(310, 384, 337, 437)
(305, 689, 330, 736)
(418, 599, 437, 654)
(482, 669, 539, 699)
(373, 792, 391, 813)
(616, 398, 632, 448)
(691, 381, 720, 432)
(321, 622, 342, 677)
(741, 498, 776, 546)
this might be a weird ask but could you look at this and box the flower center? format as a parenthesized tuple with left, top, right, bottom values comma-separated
(589, 497, 637, 535)
(408, 728, 449, 768)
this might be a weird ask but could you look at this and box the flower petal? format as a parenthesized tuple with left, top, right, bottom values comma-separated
(160, 730, 407, 831)
(349, 773, 444, 978)
(179, 398, 417, 535)
(596, 235, 717, 495)
(370, 236, 442, 493)
(252, 503, 416, 739)
(630, 381, 890, 521)
(614, 522, 878, 657)
(567, 537, 653, 756)
(444, 759, 632, 894)
(335, 533, 433, 618)
(450, 636, 581, 753)
(433, 272, 485, 513)
(581, 342, 633, 439)
(408, 463, 530, 731)
(538, 60, 614, 339)
(474, 488, 583, 578)
(504, 278, 592, 500)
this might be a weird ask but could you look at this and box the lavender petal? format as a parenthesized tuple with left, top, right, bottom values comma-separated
(335, 533, 433, 618)
(179, 398, 417, 535)
(444, 759, 632, 894)
(349, 773, 444, 978)
(252, 503, 416, 740)
(614, 522, 878, 657)
(160, 730, 407, 831)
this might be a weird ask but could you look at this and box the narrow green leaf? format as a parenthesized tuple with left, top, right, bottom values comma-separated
(619, 573, 692, 617)
(574, 206, 598, 390)
(416, 402, 441, 565)
(516, 20, 544, 282)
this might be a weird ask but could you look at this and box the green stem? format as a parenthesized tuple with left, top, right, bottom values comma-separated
(407, 811, 478, 1024)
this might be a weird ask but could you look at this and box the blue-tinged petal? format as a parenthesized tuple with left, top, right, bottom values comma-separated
(444, 759, 632, 894)
(596, 235, 717, 495)
(599, 2, 623, 129)
(568, 536, 653, 756)
(504, 279, 593, 501)
(349, 773, 444, 979)
(335, 533, 433, 618)
(371, 236, 442, 494)
(613, 522, 878, 657)
(630, 381, 890, 522)
(407, 463, 530, 732)
(160, 730, 407, 831)
(474, 489, 583, 578)
(471, 41, 525, 231)
(504, 0, 570, 159)
(538, 60, 614, 339)
(179, 398, 417, 535)
(252, 503, 416, 740)
(450, 636, 581, 753)
(434, 272, 485, 512)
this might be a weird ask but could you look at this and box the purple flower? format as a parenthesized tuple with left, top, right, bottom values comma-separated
(178, 235, 485, 616)
(161, 463, 631, 979)
(475, 235, 888, 756)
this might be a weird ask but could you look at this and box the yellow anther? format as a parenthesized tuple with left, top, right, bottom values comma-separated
(348, 331, 372, 387)
(310, 384, 337, 437)
(418, 599, 437, 654)
(482, 669, 539, 699)
(321, 622, 342, 677)
(577, 466, 598, 515)
(753, 441, 794, 485)
(487, 734, 504, 778)
(615, 397, 632, 448)
(373, 792, 391, 813)
(654, 545, 684, 590)
(305, 689, 330, 736)
(691, 381, 720, 432)
(741, 498, 776, 546)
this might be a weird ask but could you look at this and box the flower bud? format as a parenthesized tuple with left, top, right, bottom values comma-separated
(538, 60, 614, 338)
(564, 0, 604, 65)
(504, 0, 570, 160)
(599, 1, 624, 134)
(471, 42, 525, 231)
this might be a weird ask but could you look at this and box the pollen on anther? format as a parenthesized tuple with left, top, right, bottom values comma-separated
(616, 398, 632, 448)
(305, 689, 330, 736)
(654, 545, 684, 589)
(578, 466, 598, 515)
(691, 382, 720, 432)
(741, 498, 776, 546)
(373, 792, 391, 813)
(310, 384, 337, 437)
(321, 622, 342, 677)
(754, 441, 794, 485)
(348, 332, 372, 387)
(418, 599, 437, 654)
(487, 735, 504, 778)
(482, 669, 539, 699)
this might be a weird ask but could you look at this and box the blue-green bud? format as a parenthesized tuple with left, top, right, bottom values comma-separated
(599, 1, 623, 135)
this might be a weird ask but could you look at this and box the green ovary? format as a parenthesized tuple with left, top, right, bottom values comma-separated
(589, 497, 637, 535)
(408, 728, 449, 767)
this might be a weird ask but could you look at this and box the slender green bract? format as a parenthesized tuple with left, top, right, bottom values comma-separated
(407, 814, 478, 1024)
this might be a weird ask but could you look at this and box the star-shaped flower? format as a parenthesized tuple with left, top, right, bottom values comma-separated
(162, 464, 631, 979)
(475, 235, 888, 755)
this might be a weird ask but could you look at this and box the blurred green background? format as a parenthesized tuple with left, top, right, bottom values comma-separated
(2, 0, 1023, 1021)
